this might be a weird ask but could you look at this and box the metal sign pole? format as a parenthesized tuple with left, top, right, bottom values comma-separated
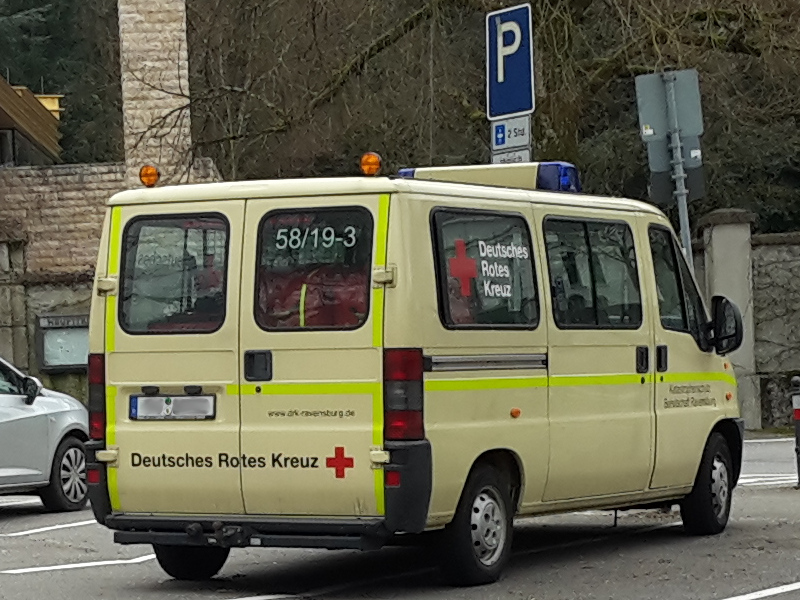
(664, 72, 694, 272)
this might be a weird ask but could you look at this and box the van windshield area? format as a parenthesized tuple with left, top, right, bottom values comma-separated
(255, 207, 374, 330)
(119, 215, 229, 334)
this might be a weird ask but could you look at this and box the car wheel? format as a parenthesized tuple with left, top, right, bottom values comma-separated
(680, 432, 733, 535)
(438, 464, 513, 586)
(153, 545, 230, 580)
(39, 436, 88, 512)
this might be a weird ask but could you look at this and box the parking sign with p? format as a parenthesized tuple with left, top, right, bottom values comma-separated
(486, 3, 535, 121)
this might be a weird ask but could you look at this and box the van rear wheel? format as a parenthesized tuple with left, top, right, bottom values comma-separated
(438, 464, 513, 586)
(680, 432, 733, 535)
(153, 545, 230, 581)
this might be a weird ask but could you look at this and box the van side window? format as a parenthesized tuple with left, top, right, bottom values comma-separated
(648, 227, 687, 331)
(120, 214, 229, 334)
(255, 208, 373, 331)
(544, 218, 642, 329)
(677, 247, 709, 344)
(648, 226, 710, 349)
(432, 210, 538, 328)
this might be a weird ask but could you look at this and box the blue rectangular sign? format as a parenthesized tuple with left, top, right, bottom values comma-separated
(486, 3, 535, 121)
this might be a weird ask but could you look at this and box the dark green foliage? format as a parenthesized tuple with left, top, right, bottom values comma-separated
(0, 0, 122, 163)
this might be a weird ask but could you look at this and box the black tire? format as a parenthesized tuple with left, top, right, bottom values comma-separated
(680, 432, 733, 535)
(39, 436, 88, 512)
(153, 545, 230, 581)
(438, 464, 514, 586)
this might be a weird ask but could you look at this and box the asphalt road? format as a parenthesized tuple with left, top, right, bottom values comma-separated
(1, 438, 798, 600)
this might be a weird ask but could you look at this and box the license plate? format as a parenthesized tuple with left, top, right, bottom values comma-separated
(129, 395, 216, 420)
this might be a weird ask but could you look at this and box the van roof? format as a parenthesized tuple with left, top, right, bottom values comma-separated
(107, 176, 664, 217)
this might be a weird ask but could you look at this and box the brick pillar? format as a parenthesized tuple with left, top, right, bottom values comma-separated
(118, 0, 195, 186)
(698, 209, 759, 429)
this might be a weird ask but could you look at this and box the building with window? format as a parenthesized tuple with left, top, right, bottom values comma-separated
(0, 75, 62, 167)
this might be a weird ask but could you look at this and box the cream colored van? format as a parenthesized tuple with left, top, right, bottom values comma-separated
(87, 163, 744, 586)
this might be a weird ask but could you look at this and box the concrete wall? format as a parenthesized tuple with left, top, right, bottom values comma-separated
(697, 210, 759, 429)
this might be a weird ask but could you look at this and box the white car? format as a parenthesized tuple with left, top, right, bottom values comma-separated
(0, 356, 89, 512)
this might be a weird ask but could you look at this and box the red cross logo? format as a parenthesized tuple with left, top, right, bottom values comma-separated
(449, 239, 477, 297)
(326, 446, 354, 479)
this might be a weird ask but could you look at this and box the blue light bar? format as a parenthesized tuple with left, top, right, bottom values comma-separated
(536, 161, 582, 193)
(397, 168, 416, 178)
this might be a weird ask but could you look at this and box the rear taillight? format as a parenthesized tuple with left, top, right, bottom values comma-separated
(89, 412, 105, 441)
(385, 470, 401, 488)
(88, 353, 106, 442)
(383, 348, 424, 441)
(87, 467, 101, 485)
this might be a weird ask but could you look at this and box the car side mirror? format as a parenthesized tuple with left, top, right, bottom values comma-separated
(711, 296, 743, 356)
(23, 376, 43, 405)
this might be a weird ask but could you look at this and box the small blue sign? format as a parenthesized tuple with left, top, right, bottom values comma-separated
(486, 3, 535, 121)
(495, 124, 506, 146)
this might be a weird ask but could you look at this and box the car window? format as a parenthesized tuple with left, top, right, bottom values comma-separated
(544, 218, 642, 329)
(648, 227, 688, 331)
(648, 225, 709, 350)
(255, 207, 373, 331)
(120, 214, 229, 334)
(677, 241, 709, 345)
(432, 209, 538, 328)
(0, 368, 21, 395)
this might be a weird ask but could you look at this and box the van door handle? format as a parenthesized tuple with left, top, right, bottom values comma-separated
(244, 350, 273, 382)
(635, 346, 649, 374)
(656, 345, 668, 373)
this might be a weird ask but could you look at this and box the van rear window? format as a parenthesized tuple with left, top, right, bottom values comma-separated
(119, 214, 229, 334)
(255, 208, 374, 330)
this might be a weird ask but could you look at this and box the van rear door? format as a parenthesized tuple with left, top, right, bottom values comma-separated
(106, 201, 245, 514)
(238, 194, 388, 517)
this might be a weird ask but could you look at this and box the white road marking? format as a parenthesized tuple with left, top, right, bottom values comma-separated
(1, 519, 96, 538)
(722, 581, 800, 600)
(0, 554, 155, 575)
(739, 474, 797, 488)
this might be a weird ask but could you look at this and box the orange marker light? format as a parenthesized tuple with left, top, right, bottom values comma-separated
(724, 362, 730, 370)
(726, 392, 733, 401)
(139, 165, 160, 188)
(510, 408, 521, 419)
(360, 152, 382, 176)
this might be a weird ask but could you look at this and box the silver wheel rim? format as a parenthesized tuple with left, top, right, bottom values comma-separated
(60, 447, 86, 504)
(710, 455, 730, 520)
(469, 486, 507, 566)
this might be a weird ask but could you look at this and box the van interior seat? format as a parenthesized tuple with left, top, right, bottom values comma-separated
(258, 265, 368, 329)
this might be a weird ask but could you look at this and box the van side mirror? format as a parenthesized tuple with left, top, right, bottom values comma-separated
(23, 376, 43, 405)
(711, 296, 743, 356)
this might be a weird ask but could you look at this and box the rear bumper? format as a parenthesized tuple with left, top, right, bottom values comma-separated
(88, 439, 433, 551)
(110, 515, 390, 550)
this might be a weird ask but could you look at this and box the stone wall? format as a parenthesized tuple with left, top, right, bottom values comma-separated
(0, 164, 126, 403)
(0, 164, 125, 276)
(26, 282, 93, 400)
(118, 0, 193, 186)
(0, 225, 29, 370)
(752, 233, 800, 427)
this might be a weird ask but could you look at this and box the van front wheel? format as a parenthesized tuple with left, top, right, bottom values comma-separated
(680, 432, 733, 535)
(439, 464, 513, 586)
(153, 545, 230, 581)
